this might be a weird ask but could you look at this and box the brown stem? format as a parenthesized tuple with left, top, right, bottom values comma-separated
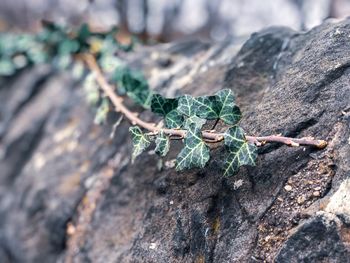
(245, 135, 327, 148)
(211, 118, 220, 130)
(81, 53, 327, 149)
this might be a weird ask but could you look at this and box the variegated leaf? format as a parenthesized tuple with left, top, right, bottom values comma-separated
(176, 124, 210, 171)
(151, 94, 183, 128)
(178, 95, 206, 129)
(129, 126, 151, 163)
(223, 126, 258, 176)
(155, 131, 170, 157)
(193, 89, 241, 125)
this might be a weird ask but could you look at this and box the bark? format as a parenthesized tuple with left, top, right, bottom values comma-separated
(0, 20, 349, 262)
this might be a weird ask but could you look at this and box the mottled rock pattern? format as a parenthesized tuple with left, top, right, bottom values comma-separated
(0, 20, 349, 263)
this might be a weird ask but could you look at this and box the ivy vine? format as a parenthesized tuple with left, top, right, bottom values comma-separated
(0, 22, 327, 177)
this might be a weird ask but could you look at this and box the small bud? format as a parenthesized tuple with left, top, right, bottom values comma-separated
(317, 140, 328, 149)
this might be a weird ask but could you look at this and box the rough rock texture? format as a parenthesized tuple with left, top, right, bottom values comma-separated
(0, 20, 349, 263)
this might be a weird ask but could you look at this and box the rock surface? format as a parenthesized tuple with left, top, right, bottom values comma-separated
(0, 19, 349, 263)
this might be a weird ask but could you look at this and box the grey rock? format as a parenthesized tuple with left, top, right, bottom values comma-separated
(275, 212, 349, 263)
(0, 19, 349, 263)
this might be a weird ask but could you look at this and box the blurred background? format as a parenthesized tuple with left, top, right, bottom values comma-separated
(0, 0, 350, 42)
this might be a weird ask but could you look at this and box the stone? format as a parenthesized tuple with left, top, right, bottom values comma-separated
(275, 212, 349, 262)
(297, 196, 306, 205)
(0, 19, 350, 262)
(313, 191, 321, 197)
(325, 179, 350, 219)
(284, 185, 292, 191)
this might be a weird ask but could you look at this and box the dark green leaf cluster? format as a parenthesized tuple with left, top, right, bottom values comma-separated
(151, 94, 182, 128)
(0, 22, 140, 125)
(0, 33, 47, 75)
(112, 67, 153, 109)
(130, 89, 258, 176)
(0, 22, 134, 77)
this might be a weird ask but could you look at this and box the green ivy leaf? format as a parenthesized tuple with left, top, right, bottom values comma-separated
(77, 23, 91, 43)
(94, 98, 110, 125)
(99, 55, 122, 73)
(165, 110, 183, 128)
(223, 126, 257, 176)
(151, 94, 183, 128)
(178, 95, 206, 129)
(155, 131, 170, 157)
(113, 67, 153, 109)
(193, 95, 219, 119)
(58, 39, 80, 55)
(215, 89, 241, 125)
(176, 124, 210, 171)
(183, 115, 206, 130)
(112, 66, 128, 94)
(178, 95, 195, 116)
(129, 126, 151, 163)
(151, 94, 178, 115)
(194, 89, 241, 125)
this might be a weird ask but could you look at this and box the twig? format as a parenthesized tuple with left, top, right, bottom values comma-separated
(82, 53, 327, 149)
(245, 135, 327, 148)
(211, 118, 220, 130)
